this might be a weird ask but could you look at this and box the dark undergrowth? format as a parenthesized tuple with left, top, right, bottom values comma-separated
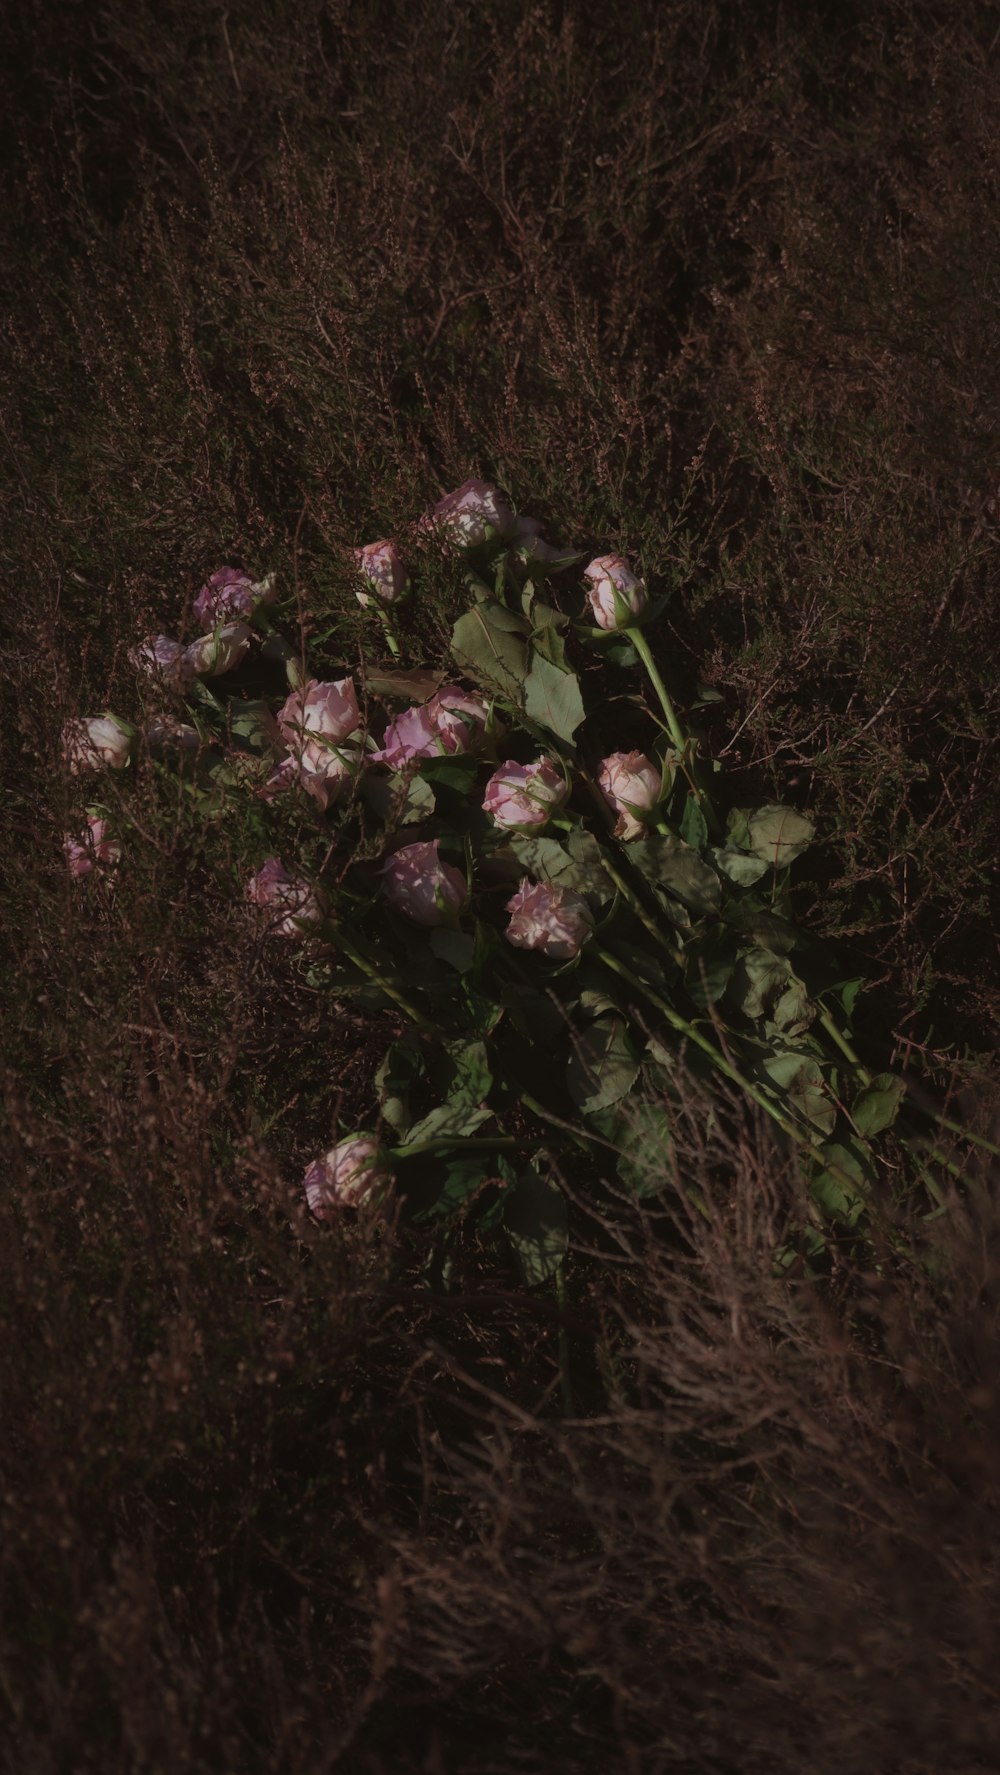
(2, 1, 999, 1767)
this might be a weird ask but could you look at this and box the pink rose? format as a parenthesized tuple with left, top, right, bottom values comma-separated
(246, 858, 329, 938)
(598, 750, 662, 840)
(278, 678, 361, 754)
(427, 479, 516, 548)
(262, 742, 363, 811)
(380, 840, 468, 927)
(193, 566, 277, 628)
(303, 1135, 392, 1217)
(62, 714, 136, 774)
(583, 554, 648, 629)
(505, 878, 594, 961)
(372, 684, 489, 768)
(63, 814, 120, 879)
(129, 634, 196, 689)
(482, 757, 567, 830)
(184, 622, 253, 677)
(353, 540, 408, 607)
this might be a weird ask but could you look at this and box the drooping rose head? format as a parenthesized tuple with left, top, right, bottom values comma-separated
(193, 566, 277, 628)
(129, 634, 196, 690)
(598, 750, 663, 840)
(353, 540, 408, 608)
(428, 479, 516, 548)
(505, 878, 594, 961)
(147, 716, 202, 754)
(246, 857, 329, 938)
(277, 677, 361, 754)
(583, 554, 648, 630)
(303, 1135, 392, 1218)
(184, 622, 253, 677)
(62, 714, 136, 774)
(380, 840, 468, 928)
(482, 757, 567, 831)
(63, 814, 121, 880)
(372, 683, 490, 768)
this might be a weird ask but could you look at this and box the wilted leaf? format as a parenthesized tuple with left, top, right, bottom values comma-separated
(732, 949, 792, 1020)
(508, 829, 612, 899)
(762, 1051, 836, 1136)
(683, 930, 739, 1010)
(363, 770, 436, 825)
(680, 795, 709, 852)
(811, 1140, 870, 1225)
(366, 668, 445, 701)
(404, 1104, 494, 1145)
(504, 1168, 569, 1285)
(443, 1039, 493, 1111)
(590, 1098, 674, 1197)
(376, 1037, 426, 1136)
(567, 1015, 640, 1114)
(712, 846, 770, 886)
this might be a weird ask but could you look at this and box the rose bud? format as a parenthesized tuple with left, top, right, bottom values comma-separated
(427, 479, 516, 548)
(598, 750, 662, 840)
(129, 634, 197, 689)
(482, 757, 568, 831)
(505, 878, 594, 961)
(193, 565, 277, 628)
(583, 554, 648, 630)
(303, 1135, 392, 1217)
(246, 857, 329, 938)
(278, 677, 361, 754)
(184, 622, 253, 677)
(380, 840, 468, 928)
(63, 814, 120, 880)
(62, 714, 136, 774)
(353, 539, 409, 608)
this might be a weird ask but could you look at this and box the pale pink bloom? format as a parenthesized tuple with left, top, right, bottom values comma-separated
(246, 858, 329, 938)
(64, 814, 120, 880)
(598, 750, 662, 840)
(303, 1135, 392, 1217)
(583, 554, 648, 629)
(129, 634, 196, 689)
(193, 566, 277, 628)
(373, 684, 489, 768)
(262, 742, 363, 811)
(505, 878, 594, 961)
(353, 539, 408, 607)
(277, 677, 361, 756)
(184, 622, 253, 677)
(427, 479, 516, 548)
(482, 757, 567, 830)
(380, 841, 468, 927)
(62, 714, 136, 774)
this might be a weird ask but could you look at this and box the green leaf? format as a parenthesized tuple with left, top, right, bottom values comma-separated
(630, 833, 721, 917)
(811, 1140, 870, 1225)
(430, 929, 476, 972)
(680, 795, 709, 852)
(762, 1051, 836, 1136)
(852, 1072, 906, 1138)
(363, 769, 436, 825)
(404, 1103, 495, 1145)
(746, 804, 815, 867)
(523, 649, 586, 741)
(770, 977, 815, 1037)
(227, 699, 280, 754)
(683, 931, 739, 1010)
(567, 1015, 640, 1114)
(500, 981, 567, 1044)
(712, 846, 771, 886)
(451, 602, 529, 699)
(732, 949, 792, 1020)
(376, 1037, 426, 1137)
(504, 1168, 568, 1285)
(590, 1098, 674, 1197)
(443, 1039, 493, 1111)
(418, 753, 481, 795)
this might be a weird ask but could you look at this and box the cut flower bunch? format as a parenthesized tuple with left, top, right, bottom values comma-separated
(60, 478, 997, 1282)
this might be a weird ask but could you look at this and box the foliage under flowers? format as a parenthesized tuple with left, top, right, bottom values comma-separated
(59, 485, 999, 1283)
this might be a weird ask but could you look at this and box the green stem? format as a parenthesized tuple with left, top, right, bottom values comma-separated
(630, 628, 723, 839)
(818, 1007, 872, 1085)
(554, 1266, 575, 1418)
(375, 605, 402, 659)
(329, 928, 439, 1038)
